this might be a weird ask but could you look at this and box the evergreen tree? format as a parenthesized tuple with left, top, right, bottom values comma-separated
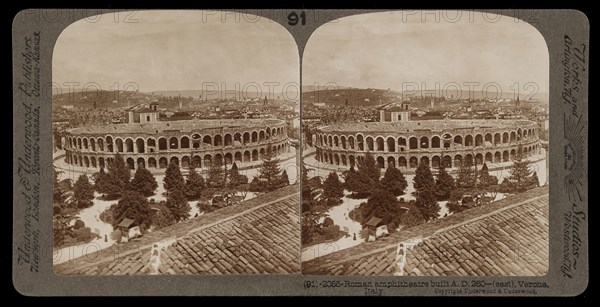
(112, 191, 152, 231)
(529, 171, 540, 188)
(508, 145, 533, 192)
(416, 186, 440, 222)
(344, 168, 376, 198)
(456, 159, 477, 189)
(380, 165, 408, 196)
(206, 160, 226, 188)
(184, 166, 205, 200)
(97, 153, 130, 198)
(73, 174, 95, 208)
(413, 161, 436, 195)
(359, 189, 403, 225)
(323, 172, 344, 205)
(92, 166, 106, 192)
(151, 206, 176, 230)
(163, 162, 185, 194)
(358, 152, 381, 184)
(165, 188, 191, 222)
(435, 164, 455, 201)
(477, 163, 498, 188)
(228, 162, 248, 188)
(128, 165, 158, 196)
(279, 170, 290, 187)
(257, 147, 283, 191)
(53, 166, 63, 203)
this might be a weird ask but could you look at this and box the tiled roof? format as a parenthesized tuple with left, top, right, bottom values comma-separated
(303, 186, 548, 276)
(55, 185, 300, 275)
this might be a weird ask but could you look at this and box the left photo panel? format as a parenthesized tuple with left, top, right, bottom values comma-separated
(52, 10, 301, 275)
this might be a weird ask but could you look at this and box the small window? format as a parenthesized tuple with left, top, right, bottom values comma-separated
(147, 115, 151, 122)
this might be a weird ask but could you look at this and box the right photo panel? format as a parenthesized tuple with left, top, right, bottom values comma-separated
(301, 11, 550, 276)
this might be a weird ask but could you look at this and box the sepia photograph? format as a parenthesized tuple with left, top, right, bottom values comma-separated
(51, 10, 301, 275)
(301, 11, 550, 276)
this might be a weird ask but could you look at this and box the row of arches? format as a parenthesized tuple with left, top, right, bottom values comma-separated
(65, 126, 287, 154)
(316, 144, 540, 169)
(316, 127, 537, 153)
(65, 143, 290, 170)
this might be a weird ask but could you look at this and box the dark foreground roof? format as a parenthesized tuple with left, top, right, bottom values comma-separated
(55, 185, 300, 275)
(303, 186, 548, 276)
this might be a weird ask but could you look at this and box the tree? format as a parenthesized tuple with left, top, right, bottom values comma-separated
(279, 169, 290, 187)
(508, 145, 533, 193)
(151, 206, 176, 230)
(456, 159, 477, 189)
(380, 165, 408, 196)
(206, 160, 226, 188)
(435, 164, 455, 201)
(96, 153, 130, 198)
(477, 163, 498, 189)
(413, 161, 436, 195)
(163, 162, 185, 194)
(228, 163, 248, 188)
(301, 211, 325, 245)
(359, 189, 403, 225)
(322, 171, 344, 205)
(358, 152, 381, 184)
(112, 191, 152, 231)
(128, 165, 158, 196)
(400, 208, 424, 228)
(53, 215, 75, 247)
(257, 147, 283, 191)
(416, 186, 440, 222)
(301, 162, 321, 212)
(73, 174, 94, 208)
(344, 168, 376, 198)
(165, 188, 191, 222)
(529, 171, 540, 188)
(53, 166, 63, 203)
(184, 166, 205, 200)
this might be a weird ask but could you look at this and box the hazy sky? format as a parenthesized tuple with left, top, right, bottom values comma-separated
(303, 11, 549, 94)
(53, 10, 299, 92)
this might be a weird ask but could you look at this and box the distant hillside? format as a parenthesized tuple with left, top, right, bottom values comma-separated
(151, 89, 300, 103)
(52, 90, 153, 109)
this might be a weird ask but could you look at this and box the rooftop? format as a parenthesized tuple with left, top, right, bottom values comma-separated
(318, 119, 535, 134)
(55, 185, 300, 275)
(67, 118, 284, 135)
(303, 186, 549, 276)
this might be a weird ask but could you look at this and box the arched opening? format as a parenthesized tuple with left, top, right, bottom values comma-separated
(148, 157, 157, 168)
(387, 156, 396, 168)
(387, 137, 395, 152)
(454, 135, 463, 147)
(333, 136, 339, 147)
(409, 137, 418, 150)
(341, 155, 348, 166)
(432, 156, 440, 168)
(83, 138, 88, 150)
(224, 134, 232, 147)
(465, 135, 473, 147)
(123, 139, 133, 153)
(82, 156, 89, 167)
(357, 135, 364, 151)
(259, 131, 265, 142)
(349, 155, 356, 167)
(251, 131, 258, 143)
(484, 133, 493, 146)
(431, 136, 441, 148)
(510, 131, 517, 144)
(475, 134, 483, 147)
(98, 157, 105, 168)
(182, 156, 190, 168)
(90, 139, 96, 151)
(243, 132, 250, 145)
(159, 138, 167, 150)
(244, 151, 251, 162)
(334, 154, 340, 165)
(169, 137, 179, 149)
(98, 138, 104, 151)
(398, 157, 407, 168)
(116, 138, 124, 152)
(90, 157, 97, 168)
(341, 136, 347, 149)
(137, 157, 145, 169)
(443, 155, 452, 168)
(503, 151, 509, 162)
(510, 149, 516, 160)
(259, 148, 266, 159)
(376, 137, 384, 151)
(147, 138, 156, 152)
(204, 154, 212, 166)
(494, 152, 502, 163)
(214, 134, 222, 147)
(409, 156, 418, 168)
(420, 136, 429, 149)
(77, 138, 82, 149)
(203, 135, 212, 147)
(136, 138, 145, 153)
(234, 133, 242, 146)
(367, 137, 374, 151)
(224, 153, 233, 165)
(192, 156, 202, 168)
(475, 153, 483, 165)
(485, 152, 493, 163)
(234, 152, 242, 163)
(376, 156, 385, 168)
(181, 136, 190, 149)
(420, 156, 429, 167)
(503, 132, 509, 144)
(170, 156, 179, 166)
(252, 150, 258, 161)
(126, 158, 135, 169)
(494, 133, 501, 145)
(454, 154, 463, 167)
(348, 136, 355, 149)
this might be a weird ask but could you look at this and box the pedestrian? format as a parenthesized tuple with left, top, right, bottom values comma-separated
(353, 233, 356, 240)
(104, 234, 108, 242)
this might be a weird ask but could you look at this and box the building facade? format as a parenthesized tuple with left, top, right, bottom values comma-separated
(313, 119, 541, 170)
(63, 118, 290, 170)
